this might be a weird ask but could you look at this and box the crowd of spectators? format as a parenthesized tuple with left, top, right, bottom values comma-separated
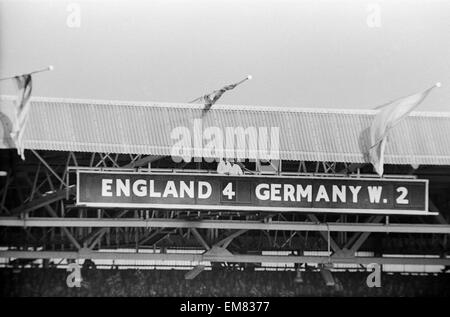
(1, 267, 449, 297)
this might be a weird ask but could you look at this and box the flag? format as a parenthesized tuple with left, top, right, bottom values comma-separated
(201, 82, 239, 115)
(10, 74, 33, 159)
(368, 83, 440, 176)
(189, 76, 251, 116)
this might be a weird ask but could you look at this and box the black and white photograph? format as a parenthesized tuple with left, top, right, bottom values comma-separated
(0, 0, 449, 303)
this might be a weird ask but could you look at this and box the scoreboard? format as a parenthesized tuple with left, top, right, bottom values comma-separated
(76, 170, 430, 215)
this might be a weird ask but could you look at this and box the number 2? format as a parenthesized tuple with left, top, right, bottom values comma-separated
(396, 187, 409, 204)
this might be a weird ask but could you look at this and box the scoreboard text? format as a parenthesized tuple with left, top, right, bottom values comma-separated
(76, 171, 430, 215)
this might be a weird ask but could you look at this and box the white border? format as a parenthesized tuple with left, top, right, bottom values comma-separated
(76, 169, 429, 183)
(75, 202, 436, 216)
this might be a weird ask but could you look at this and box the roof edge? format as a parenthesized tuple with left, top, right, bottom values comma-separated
(1, 94, 450, 117)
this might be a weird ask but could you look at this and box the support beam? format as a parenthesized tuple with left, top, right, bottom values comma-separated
(307, 214, 341, 253)
(12, 178, 80, 249)
(10, 187, 75, 216)
(81, 228, 105, 247)
(0, 217, 447, 234)
(430, 201, 448, 224)
(86, 210, 129, 249)
(137, 228, 176, 247)
(122, 155, 165, 168)
(185, 265, 206, 280)
(43, 206, 81, 250)
(345, 215, 384, 253)
(2, 217, 450, 234)
(0, 175, 12, 214)
(190, 228, 210, 250)
(340, 163, 366, 174)
(213, 229, 247, 248)
(31, 150, 67, 186)
(1, 250, 449, 266)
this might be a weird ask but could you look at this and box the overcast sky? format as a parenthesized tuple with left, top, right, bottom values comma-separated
(0, 0, 449, 111)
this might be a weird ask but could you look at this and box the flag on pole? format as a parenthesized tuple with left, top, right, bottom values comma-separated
(10, 74, 33, 159)
(368, 82, 441, 176)
(201, 82, 240, 112)
(0, 66, 52, 159)
(190, 75, 252, 116)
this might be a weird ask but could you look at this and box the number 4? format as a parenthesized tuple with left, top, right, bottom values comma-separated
(223, 182, 236, 200)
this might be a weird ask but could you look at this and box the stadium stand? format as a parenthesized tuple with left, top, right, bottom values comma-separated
(1, 268, 449, 297)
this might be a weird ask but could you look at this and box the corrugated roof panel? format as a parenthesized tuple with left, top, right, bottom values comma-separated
(1, 96, 450, 165)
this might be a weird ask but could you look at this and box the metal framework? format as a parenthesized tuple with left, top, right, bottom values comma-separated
(0, 150, 449, 271)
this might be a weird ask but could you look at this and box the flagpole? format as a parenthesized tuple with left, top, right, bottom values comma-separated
(189, 75, 252, 103)
(373, 82, 442, 110)
(0, 65, 54, 82)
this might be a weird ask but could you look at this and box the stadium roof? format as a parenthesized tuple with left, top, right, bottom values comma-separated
(1, 96, 450, 165)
